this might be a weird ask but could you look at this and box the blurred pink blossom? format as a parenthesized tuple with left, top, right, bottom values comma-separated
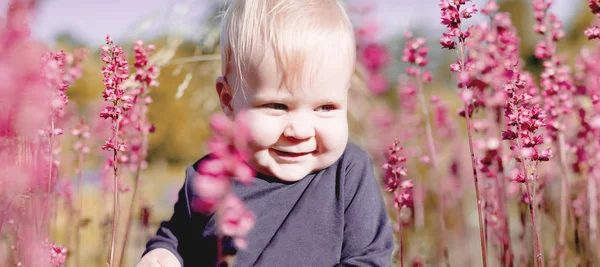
(192, 111, 255, 250)
(368, 72, 388, 95)
(361, 43, 389, 72)
(217, 194, 255, 250)
(49, 243, 67, 267)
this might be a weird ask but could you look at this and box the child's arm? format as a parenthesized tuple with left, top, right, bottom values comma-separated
(337, 152, 394, 267)
(140, 172, 194, 267)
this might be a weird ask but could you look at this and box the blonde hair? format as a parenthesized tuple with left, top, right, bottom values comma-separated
(219, 0, 356, 93)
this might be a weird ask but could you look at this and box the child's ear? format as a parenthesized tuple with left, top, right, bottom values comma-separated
(216, 76, 234, 118)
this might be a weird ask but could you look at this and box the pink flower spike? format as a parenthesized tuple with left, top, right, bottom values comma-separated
(194, 175, 229, 201)
(208, 138, 230, 157)
(460, 88, 474, 102)
(513, 173, 526, 183)
(401, 180, 414, 189)
(481, 0, 498, 14)
(102, 139, 115, 151)
(49, 243, 68, 267)
(116, 143, 127, 152)
(368, 72, 389, 94)
(199, 159, 225, 176)
(461, 4, 478, 19)
(192, 197, 219, 214)
(218, 195, 253, 236)
(537, 148, 552, 161)
(585, 26, 600, 40)
(233, 163, 254, 184)
(422, 70, 433, 82)
(520, 147, 534, 158)
(210, 113, 230, 135)
(362, 43, 389, 72)
(396, 166, 407, 176)
(440, 34, 457, 50)
(450, 63, 462, 72)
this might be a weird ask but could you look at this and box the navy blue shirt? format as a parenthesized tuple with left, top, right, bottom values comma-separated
(143, 143, 394, 266)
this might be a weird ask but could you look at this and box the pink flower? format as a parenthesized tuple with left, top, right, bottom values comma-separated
(381, 139, 409, 192)
(49, 243, 67, 267)
(534, 40, 549, 60)
(503, 68, 552, 164)
(402, 37, 428, 67)
(361, 43, 389, 72)
(440, 33, 457, 49)
(355, 19, 379, 41)
(481, 0, 498, 15)
(440, 3, 460, 29)
(210, 113, 231, 136)
(585, 26, 600, 40)
(233, 163, 254, 184)
(101, 138, 127, 152)
(400, 180, 414, 189)
(513, 173, 526, 183)
(194, 174, 229, 202)
(218, 195, 255, 250)
(450, 63, 461, 72)
(589, 0, 600, 14)
(461, 4, 478, 19)
(368, 72, 389, 95)
(191, 112, 255, 249)
(433, 100, 456, 138)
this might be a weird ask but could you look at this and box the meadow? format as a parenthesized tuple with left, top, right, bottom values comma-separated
(1, 0, 600, 266)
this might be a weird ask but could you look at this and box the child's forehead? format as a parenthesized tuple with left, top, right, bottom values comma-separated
(249, 82, 350, 104)
(243, 45, 354, 92)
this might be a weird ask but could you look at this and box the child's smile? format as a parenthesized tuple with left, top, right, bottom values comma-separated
(270, 148, 313, 162)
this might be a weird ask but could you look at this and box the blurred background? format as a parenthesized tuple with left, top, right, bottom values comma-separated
(2, 0, 599, 266)
(24, 0, 594, 162)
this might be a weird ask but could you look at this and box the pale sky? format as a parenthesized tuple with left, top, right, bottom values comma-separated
(0, 0, 582, 47)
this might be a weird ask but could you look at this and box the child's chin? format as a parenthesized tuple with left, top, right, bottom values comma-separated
(270, 165, 312, 182)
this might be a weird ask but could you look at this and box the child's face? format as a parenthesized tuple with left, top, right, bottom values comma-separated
(219, 48, 353, 182)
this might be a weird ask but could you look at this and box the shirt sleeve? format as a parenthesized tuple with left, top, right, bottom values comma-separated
(337, 150, 394, 267)
(142, 169, 193, 267)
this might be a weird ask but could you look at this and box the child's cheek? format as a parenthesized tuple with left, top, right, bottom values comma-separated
(246, 112, 282, 147)
(316, 117, 348, 149)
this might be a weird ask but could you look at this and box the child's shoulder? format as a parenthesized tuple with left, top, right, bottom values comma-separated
(335, 142, 374, 172)
(321, 142, 377, 195)
(339, 142, 371, 161)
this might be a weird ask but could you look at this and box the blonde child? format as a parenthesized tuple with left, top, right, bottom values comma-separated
(136, 0, 393, 266)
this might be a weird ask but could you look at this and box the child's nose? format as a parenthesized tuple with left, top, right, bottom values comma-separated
(283, 116, 315, 140)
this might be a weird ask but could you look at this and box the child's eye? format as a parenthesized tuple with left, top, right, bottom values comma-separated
(262, 103, 288, 110)
(316, 104, 336, 112)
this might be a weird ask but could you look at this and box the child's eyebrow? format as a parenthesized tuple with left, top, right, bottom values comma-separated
(253, 92, 294, 102)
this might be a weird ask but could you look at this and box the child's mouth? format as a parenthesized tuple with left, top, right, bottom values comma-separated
(271, 149, 311, 158)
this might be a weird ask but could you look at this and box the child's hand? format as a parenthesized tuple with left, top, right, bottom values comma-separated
(135, 248, 181, 267)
